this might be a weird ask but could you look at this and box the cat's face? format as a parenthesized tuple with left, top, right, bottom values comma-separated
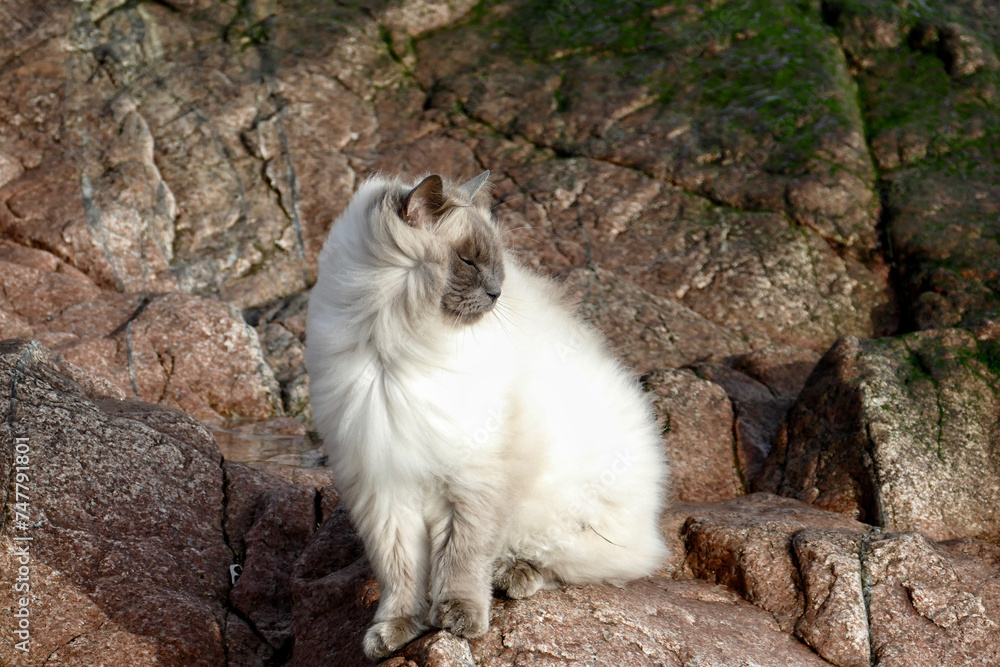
(398, 172, 505, 325)
(442, 215, 505, 323)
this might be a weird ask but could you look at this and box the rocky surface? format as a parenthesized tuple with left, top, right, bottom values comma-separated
(0, 339, 232, 665)
(828, 0, 1000, 331)
(675, 494, 1000, 667)
(645, 368, 745, 502)
(2, 0, 1000, 664)
(464, 576, 835, 667)
(0, 340, 341, 665)
(0, 240, 283, 424)
(759, 328, 1000, 542)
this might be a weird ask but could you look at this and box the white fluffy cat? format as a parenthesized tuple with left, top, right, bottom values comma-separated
(305, 171, 669, 660)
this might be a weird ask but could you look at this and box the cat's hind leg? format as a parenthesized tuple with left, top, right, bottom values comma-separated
(492, 554, 550, 599)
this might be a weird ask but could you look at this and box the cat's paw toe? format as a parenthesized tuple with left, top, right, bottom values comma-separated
(494, 559, 545, 599)
(429, 599, 489, 638)
(363, 617, 425, 660)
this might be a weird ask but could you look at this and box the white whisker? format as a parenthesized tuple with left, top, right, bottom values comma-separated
(494, 302, 526, 339)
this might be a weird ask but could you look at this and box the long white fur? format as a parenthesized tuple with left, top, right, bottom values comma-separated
(306, 173, 669, 652)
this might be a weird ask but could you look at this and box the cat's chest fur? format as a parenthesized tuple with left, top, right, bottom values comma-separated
(330, 312, 520, 481)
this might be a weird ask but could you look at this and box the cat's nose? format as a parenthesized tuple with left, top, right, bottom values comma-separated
(483, 278, 501, 302)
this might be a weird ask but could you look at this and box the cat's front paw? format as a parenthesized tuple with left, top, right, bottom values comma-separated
(429, 598, 489, 638)
(363, 616, 426, 660)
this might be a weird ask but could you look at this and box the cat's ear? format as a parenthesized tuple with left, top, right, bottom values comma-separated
(458, 170, 491, 203)
(401, 175, 449, 228)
